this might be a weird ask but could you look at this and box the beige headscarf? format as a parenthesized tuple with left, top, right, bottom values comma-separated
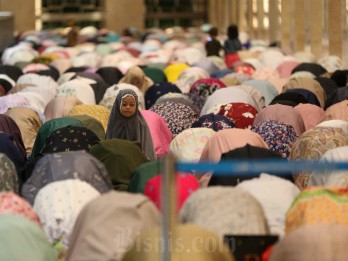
(123, 224, 235, 261)
(119, 66, 153, 93)
(282, 77, 327, 108)
(5, 106, 43, 154)
(44, 96, 83, 121)
(269, 224, 348, 261)
(179, 187, 270, 238)
(66, 191, 160, 261)
(320, 100, 348, 122)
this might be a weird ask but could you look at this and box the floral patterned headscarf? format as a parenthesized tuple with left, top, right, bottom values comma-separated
(218, 102, 258, 129)
(251, 120, 299, 158)
(189, 78, 226, 100)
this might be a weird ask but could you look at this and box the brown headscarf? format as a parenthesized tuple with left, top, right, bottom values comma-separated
(5, 107, 43, 154)
(270, 224, 348, 261)
(119, 66, 153, 93)
(282, 77, 327, 108)
(123, 224, 235, 261)
(66, 191, 160, 261)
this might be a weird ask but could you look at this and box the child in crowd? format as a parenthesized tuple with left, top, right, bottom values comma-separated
(105, 89, 156, 161)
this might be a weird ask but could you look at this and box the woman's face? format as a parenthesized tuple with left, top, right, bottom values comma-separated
(120, 95, 136, 117)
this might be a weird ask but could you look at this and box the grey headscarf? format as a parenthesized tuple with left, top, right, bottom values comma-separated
(105, 89, 156, 161)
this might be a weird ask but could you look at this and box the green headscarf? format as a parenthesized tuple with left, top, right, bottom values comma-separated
(0, 214, 57, 261)
(128, 160, 160, 194)
(31, 117, 84, 160)
(89, 139, 148, 191)
(68, 114, 105, 140)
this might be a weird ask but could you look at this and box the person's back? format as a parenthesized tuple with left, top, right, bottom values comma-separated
(205, 27, 222, 57)
(224, 24, 242, 54)
(224, 24, 242, 68)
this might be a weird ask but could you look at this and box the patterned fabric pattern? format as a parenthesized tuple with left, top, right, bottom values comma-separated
(218, 102, 258, 129)
(0, 153, 19, 193)
(22, 150, 112, 205)
(286, 187, 348, 233)
(150, 101, 198, 137)
(68, 104, 110, 131)
(42, 126, 100, 154)
(0, 192, 41, 226)
(189, 78, 226, 99)
(191, 113, 235, 131)
(251, 120, 299, 158)
(289, 127, 348, 189)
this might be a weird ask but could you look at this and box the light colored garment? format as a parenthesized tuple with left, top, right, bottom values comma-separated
(270, 224, 348, 261)
(179, 186, 269, 238)
(140, 110, 172, 158)
(5, 106, 43, 154)
(318, 55, 343, 73)
(66, 191, 160, 261)
(200, 87, 259, 116)
(170, 127, 215, 162)
(276, 60, 300, 78)
(57, 79, 96, 104)
(230, 85, 265, 111)
(316, 119, 348, 134)
(294, 103, 324, 131)
(68, 104, 110, 132)
(289, 127, 348, 189)
(258, 48, 285, 68)
(44, 96, 83, 121)
(253, 104, 305, 136)
(320, 100, 348, 122)
(0, 215, 56, 261)
(308, 146, 348, 186)
(33, 180, 100, 249)
(123, 224, 235, 261)
(237, 174, 300, 236)
(100, 83, 145, 110)
(16, 92, 47, 115)
(0, 94, 29, 114)
(243, 79, 279, 106)
(119, 65, 153, 93)
(16, 73, 58, 101)
(50, 58, 73, 75)
(282, 77, 327, 108)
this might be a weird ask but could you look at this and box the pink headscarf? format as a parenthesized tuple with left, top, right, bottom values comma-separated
(276, 61, 300, 78)
(0, 192, 41, 227)
(320, 100, 348, 122)
(144, 173, 199, 213)
(44, 96, 83, 121)
(140, 110, 173, 158)
(294, 103, 324, 131)
(253, 104, 305, 136)
(199, 128, 269, 162)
